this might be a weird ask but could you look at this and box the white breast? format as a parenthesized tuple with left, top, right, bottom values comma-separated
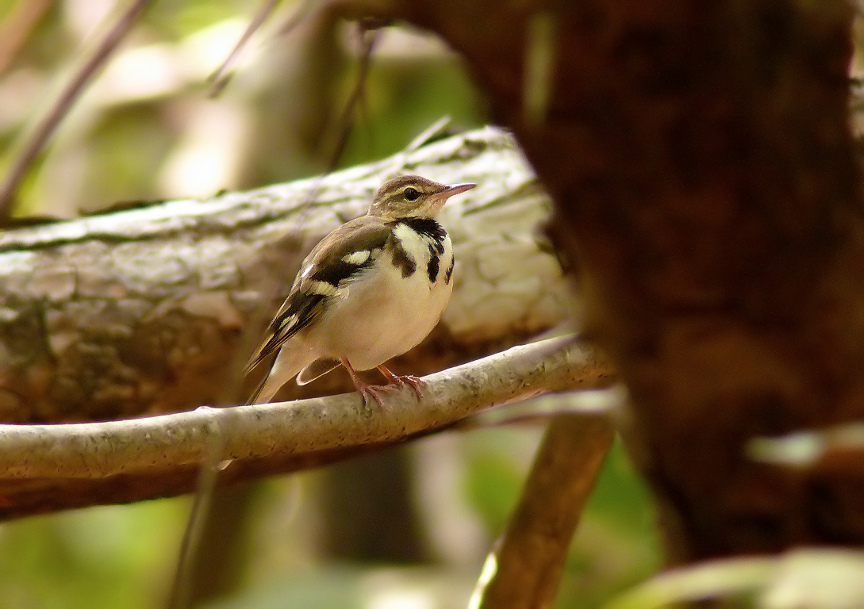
(309, 229, 454, 370)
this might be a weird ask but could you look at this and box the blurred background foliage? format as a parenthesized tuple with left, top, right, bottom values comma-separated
(0, 0, 660, 607)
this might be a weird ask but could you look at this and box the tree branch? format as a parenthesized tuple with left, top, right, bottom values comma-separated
(0, 0, 151, 218)
(0, 126, 570, 422)
(471, 409, 616, 609)
(0, 335, 613, 520)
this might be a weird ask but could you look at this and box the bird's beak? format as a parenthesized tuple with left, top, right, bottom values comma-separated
(427, 182, 476, 209)
(443, 183, 476, 197)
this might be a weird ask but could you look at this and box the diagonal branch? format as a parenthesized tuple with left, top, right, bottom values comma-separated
(0, 0, 151, 218)
(0, 335, 613, 520)
(470, 406, 617, 609)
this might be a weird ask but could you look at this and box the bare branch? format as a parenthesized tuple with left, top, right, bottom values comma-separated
(470, 406, 616, 609)
(0, 335, 612, 519)
(324, 22, 380, 172)
(0, 0, 151, 218)
(207, 0, 281, 97)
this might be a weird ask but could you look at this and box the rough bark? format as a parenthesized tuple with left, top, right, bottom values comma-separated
(0, 126, 569, 422)
(351, 0, 864, 560)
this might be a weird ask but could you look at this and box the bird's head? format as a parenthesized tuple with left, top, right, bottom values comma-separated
(368, 175, 475, 221)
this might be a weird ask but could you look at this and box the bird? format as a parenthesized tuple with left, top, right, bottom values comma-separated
(245, 175, 476, 406)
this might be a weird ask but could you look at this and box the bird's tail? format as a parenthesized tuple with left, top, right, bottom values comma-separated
(296, 358, 340, 385)
(246, 347, 316, 405)
(245, 375, 272, 405)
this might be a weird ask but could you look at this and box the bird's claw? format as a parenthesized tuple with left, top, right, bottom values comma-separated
(389, 374, 425, 400)
(375, 366, 425, 400)
(358, 385, 390, 409)
(343, 360, 427, 408)
(358, 378, 424, 409)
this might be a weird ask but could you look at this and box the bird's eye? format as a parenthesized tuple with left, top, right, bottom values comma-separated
(403, 187, 420, 201)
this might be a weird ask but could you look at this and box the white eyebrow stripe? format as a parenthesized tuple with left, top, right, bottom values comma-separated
(342, 250, 371, 265)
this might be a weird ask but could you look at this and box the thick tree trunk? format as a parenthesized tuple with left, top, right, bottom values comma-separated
(0, 127, 568, 422)
(6, 0, 863, 567)
(384, 0, 864, 560)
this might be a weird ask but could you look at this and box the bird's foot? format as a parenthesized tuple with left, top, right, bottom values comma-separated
(341, 359, 426, 407)
(357, 383, 394, 409)
(341, 358, 394, 408)
(377, 365, 426, 400)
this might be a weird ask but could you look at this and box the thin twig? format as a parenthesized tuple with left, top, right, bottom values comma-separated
(324, 23, 380, 173)
(170, 259, 300, 609)
(289, 23, 380, 217)
(167, 412, 230, 609)
(453, 386, 621, 430)
(0, 0, 151, 219)
(207, 0, 282, 97)
(404, 115, 452, 153)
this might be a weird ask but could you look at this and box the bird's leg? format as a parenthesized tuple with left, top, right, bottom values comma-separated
(340, 358, 389, 408)
(376, 365, 426, 400)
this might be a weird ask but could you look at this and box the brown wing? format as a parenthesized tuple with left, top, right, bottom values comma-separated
(244, 216, 392, 372)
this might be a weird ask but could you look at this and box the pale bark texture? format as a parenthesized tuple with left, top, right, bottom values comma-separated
(0, 336, 611, 518)
(371, 0, 864, 561)
(0, 127, 569, 422)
